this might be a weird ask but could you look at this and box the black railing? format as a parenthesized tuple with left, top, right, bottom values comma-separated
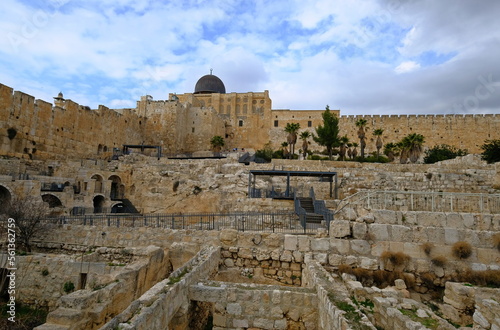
(45, 211, 319, 234)
(309, 187, 334, 228)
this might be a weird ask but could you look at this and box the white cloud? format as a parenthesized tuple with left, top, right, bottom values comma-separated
(0, 0, 499, 115)
(394, 61, 420, 74)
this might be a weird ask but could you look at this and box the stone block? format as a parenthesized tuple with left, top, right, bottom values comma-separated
(274, 319, 287, 329)
(233, 318, 249, 328)
(311, 238, 329, 251)
(391, 225, 412, 242)
(238, 248, 253, 259)
(220, 229, 238, 245)
(298, 236, 310, 251)
(369, 224, 389, 241)
(227, 303, 242, 315)
(352, 222, 367, 239)
(373, 210, 398, 224)
(284, 235, 298, 251)
(350, 240, 371, 255)
(359, 257, 378, 270)
(314, 253, 328, 264)
(444, 228, 459, 245)
(328, 254, 343, 266)
(292, 250, 303, 263)
(253, 318, 274, 329)
(330, 220, 351, 238)
(330, 239, 350, 254)
(280, 250, 293, 262)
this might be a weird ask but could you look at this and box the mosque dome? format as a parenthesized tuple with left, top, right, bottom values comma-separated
(194, 73, 226, 94)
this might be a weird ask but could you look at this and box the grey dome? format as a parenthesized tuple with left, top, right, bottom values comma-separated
(194, 74, 226, 94)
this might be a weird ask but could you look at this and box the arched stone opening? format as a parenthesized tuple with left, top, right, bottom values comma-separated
(108, 175, 124, 200)
(0, 185, 12, 212)
(93, 195, 105, 214)
(42, 194, 63, 208)
(91, 174, 104, 193)
(111, 203, 125, 213)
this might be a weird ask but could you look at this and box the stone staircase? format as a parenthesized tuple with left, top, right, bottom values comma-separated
(297, 197, 324, 224)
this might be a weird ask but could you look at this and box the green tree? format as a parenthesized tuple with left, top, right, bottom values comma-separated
(400, 133, 425, 163)
(373, 128, 384, 159)
(355, 118, 368, 158)
(284, 123, 300, 159)
(299, 131, 311, 158)
(313, 105, 340, 160)
(424, 144, 467, 164)
(339, 135, 349, 161)
(210, 135, 225, 152)
(481, 139, 500, 163)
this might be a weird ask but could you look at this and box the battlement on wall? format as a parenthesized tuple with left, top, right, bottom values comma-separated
(341, 113, 500, 119)
(0, 83, 137, 117)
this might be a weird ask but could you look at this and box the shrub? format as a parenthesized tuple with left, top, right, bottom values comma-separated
(421, 242, 434, 256)
(481, 139, 500, 164)
(338, 264, 352, 274)
(452, 241, 472, 259)
(420, 272, 437, 289)
(423, 144, 467, 164)
(431, 256, 447, 267)
(458, 269, 500, 288)
(41, 268, 49, 276)
(381, 251, 411, 266)
(63, 281, 75, 293)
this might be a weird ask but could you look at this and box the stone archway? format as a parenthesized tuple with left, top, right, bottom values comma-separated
(0, 185, 12, 212)
(42, 194, 63, 208)
(91, 174, 104, 193)
(93, 195, 106, 214)
(108, 175, 123, 200)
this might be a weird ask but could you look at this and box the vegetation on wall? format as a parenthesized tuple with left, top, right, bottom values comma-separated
(209, 135, 225, 152)
(480, 139, 500, 163)
(423, 144, 467, 164)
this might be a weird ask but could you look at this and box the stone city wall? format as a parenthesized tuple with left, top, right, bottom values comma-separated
(0, 83, 144, 160)
(339, 114, 500, 154)
(2, 82, 500, 160)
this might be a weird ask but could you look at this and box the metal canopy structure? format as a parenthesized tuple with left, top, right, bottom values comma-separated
(248, 170, 338, 199)
(122, 144, 162, 160)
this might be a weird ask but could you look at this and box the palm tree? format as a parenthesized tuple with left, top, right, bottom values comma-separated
(352, 142, 358, 159)
(399, 133, 425, 163)
(284, 123, 301, 159)
(347, 143, 353, 159)
(339, 135, 349, 161)
(355, 118, 368, 158)
(281, 142, 289, 158)
(373, 128, 384, 159)
(210, 135, 225, 153)
(299, 131, 311, 158)
(383, 142, 399, 162)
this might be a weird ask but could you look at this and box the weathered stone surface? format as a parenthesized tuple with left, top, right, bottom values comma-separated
(330, 220, 351, 238)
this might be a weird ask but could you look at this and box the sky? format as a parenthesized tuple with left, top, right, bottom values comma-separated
(0, 0, 499, 115)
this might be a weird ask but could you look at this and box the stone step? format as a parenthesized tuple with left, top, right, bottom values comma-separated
(34, 324, 70, 330)
(46, 307, 85, 326)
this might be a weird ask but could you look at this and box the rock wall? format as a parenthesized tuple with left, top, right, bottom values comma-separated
(33, 246, 171, 329)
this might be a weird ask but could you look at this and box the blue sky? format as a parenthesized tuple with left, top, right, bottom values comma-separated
(1, 0, 499, 115)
